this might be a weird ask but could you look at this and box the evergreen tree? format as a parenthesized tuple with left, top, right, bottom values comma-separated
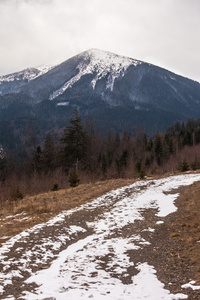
(179, 159, 190, 172)
(145, 154, 154, 168)
(135, 160, 142, 173)
(122, 130, 130, 144)
(114, 132, 120, 149)
(146, 138, 153, 152)
(116, 149, 129, 175)
(68, 169, 80, 187)
(42, 133, 56, 173)
(107, 150, 113, 168)
(191, 158, 200, 170)
(98, 152, 108, 175)
(32, 146, 42, 173)
(164, 133, 174, 155)
(60, 109, 89, 172)
(0, 147, 7, 183)
(119, 149, 129, 168)
(154, 134, 163, 165)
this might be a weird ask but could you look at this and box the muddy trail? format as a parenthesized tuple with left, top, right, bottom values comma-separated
(1, 174, 200, 299)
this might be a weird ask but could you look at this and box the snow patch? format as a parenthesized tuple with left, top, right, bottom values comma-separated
(182, 281, 200, 290)
(24, 252, 188, 299)
(56, 102, 69, 106)
(35, 65, 54, 75)
(156, 221, 164, 224)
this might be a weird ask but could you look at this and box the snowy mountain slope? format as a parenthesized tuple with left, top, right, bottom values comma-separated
(0, 65, 53, 96)
(0, 49, 143, 99)
(0, 48, 200, 109)
(0, 65, 53, 83)
(49, 49, 143, 100)
(0, 48, 200, 141)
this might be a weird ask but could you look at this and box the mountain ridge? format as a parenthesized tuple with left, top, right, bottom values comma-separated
(0, 48, 199, 107)
(0, 49, 200, 153)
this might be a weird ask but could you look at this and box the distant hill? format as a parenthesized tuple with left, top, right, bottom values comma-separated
(0, 48, 200, 153)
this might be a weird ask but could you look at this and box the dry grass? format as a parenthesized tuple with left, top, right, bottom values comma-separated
(0, 178, 136, 245)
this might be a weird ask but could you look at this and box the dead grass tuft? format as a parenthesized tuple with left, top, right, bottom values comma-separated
(171, 232, 180, 238)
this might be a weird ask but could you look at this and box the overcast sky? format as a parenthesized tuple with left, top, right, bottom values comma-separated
(0, 0, 200, 82)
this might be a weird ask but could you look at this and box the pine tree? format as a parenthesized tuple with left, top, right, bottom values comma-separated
(179, 159, 190, 172)
(0, 146, 7, 183)
(42, 133, 56, 173)
(60, 109, 89, 172)
(116, 149, 129, 175)
(68, 169, 80, 187)
(101, 153, 107, 175)
(114, 132, 120, 149)
(32, 146, 43, 173)
(154, 134, 163, 165)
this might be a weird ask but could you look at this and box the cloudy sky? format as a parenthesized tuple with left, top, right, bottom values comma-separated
(0, 0, 200, 82)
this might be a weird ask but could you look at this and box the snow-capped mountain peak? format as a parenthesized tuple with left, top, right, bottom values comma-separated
(49, 49, 142, 100)
(0, 65, 53, 83)
(80, 48, 141, 70)
(81, 49, 142, 89)
(0, 64, 55, 96)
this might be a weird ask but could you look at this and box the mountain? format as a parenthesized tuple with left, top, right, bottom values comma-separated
(0, 49, 200, 153)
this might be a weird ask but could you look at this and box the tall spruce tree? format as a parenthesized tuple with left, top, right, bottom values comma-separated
(154, 133, 163, 166)
(32, 146, 43, 173)
(0, 147, 7, 183)
(42, 133, 56, 173)
(60, 109, 89, 172)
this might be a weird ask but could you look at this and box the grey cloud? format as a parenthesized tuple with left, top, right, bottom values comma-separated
(0, 0, 200, 82)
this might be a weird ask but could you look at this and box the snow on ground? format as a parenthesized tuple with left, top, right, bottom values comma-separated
(1, 174, 200, 299)
(182, 281, 200, 290)
(24, 240, 187, 300)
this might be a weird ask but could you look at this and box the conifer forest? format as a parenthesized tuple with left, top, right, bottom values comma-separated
(1, 109, 200, 206)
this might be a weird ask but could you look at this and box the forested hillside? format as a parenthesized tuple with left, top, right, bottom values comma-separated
(1, 110, 200, 207)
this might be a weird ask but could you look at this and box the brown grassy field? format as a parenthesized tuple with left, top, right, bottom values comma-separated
(0, 178, 136, 245)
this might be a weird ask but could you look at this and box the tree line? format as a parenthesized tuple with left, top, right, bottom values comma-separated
(1, 110, 200, 205)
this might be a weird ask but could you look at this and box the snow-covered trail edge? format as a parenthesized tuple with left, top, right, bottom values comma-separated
(1, 174, 200, 300)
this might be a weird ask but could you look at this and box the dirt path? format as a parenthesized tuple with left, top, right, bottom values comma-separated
(1, 174, 200, 299)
